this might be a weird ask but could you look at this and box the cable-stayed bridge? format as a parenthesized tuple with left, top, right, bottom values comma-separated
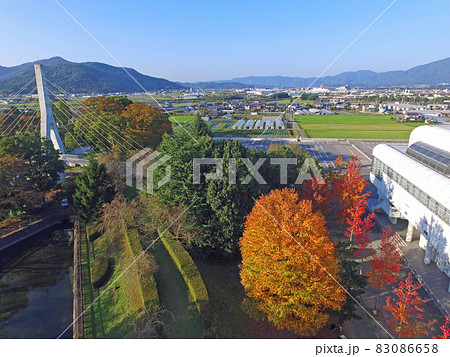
(0, 64, 143, 166)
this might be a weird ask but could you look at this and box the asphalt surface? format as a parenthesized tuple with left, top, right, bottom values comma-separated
(226, 137, 400, 175)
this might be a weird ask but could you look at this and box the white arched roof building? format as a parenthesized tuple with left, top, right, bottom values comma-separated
(265, 120, 274, 129)
(371, 125, 450, 290)
(245, 120, 255, 129)
(373, 144, 450, 210)
(254, 120, 264, 129)
(233, 119, 245, 129)
(408, 125, 450, 153)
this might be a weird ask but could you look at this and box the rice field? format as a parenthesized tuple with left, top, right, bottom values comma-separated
(295, 114, 426, 139)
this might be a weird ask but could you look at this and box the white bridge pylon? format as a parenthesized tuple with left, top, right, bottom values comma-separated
(34, 64, 66, 154)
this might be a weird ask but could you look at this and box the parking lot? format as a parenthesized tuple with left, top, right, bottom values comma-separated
(213, 137, 409, 176)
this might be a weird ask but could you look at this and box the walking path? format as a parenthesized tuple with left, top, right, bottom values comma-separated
(0, 212, 67, 251)
(343, 209, 449, 339)
(374, 212, 450, 316)
(152, 242, 204, 338)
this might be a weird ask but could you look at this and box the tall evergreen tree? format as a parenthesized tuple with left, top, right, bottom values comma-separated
(73, 157, 108, 222)
(330, 240, 367, 324)
(188, 113, 212, 138)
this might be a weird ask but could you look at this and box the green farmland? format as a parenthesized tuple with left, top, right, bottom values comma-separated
(169, 115, 195, 123)
(295, 114, 426, 139)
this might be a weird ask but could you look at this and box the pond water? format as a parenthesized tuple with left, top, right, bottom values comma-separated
(0, 224, 73, 338)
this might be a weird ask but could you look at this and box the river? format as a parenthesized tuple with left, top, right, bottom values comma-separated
(0, 224, 73, 339)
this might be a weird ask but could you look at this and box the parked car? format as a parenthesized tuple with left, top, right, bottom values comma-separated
(61, 198, 69, 208)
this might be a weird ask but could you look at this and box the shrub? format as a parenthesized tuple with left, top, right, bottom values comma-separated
(91, 257, 115, 289)
(123, 214, 159, 307)
(86, 224, 101, 242)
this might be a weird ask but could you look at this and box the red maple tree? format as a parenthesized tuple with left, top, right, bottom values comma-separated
(434, 317, 450, 339)
(384, 272, 436, 338)
(367, 227, 403, 290)
(298, 173, 334, 216)
(345, 196, 375, 252)
(333, 155, 367, 225)
(367, 227, 403, 309)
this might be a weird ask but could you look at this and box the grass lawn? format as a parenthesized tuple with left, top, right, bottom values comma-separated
(82, 225, 149, 338)
(295, 115, 427, 139)
(151, 242, 204, 338)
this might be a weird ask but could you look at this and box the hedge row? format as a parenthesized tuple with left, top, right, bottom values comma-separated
(86, 224, 101, 242)
(91, 257, 115, 289)
(158, 229, 209, 315)
(123, 215, 159, 307)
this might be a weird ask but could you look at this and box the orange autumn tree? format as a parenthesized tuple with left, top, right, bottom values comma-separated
(122, 103, 172, 149)
(333, 155, 367, 225)
(367, 227, 403, 309)
(239, 188, 345, 336)
(298, 169, 335, 216)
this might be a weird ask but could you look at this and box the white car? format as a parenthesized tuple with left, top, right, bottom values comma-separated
(61, 198, 69, 208)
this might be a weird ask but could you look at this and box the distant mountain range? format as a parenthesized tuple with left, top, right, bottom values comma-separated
(186, 57, 450, 89)
(1, 56, 449, 95)
(0, 57, 183, 95)
(179, 81, 253, 90)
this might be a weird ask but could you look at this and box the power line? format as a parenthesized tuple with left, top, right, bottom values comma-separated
(19, 108, 40, 133)
(49, 80, 144, 151)
(48, 85, 139, 154)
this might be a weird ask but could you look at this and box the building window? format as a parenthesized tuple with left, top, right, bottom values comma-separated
(373, 156, 450, 226)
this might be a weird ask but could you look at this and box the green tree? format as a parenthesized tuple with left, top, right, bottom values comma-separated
(111, 95, 133, 108)
(201, 140, 269, 253)
(0, 132, 64, 190)
(189, 113, 212, 138)
(0, 154, 43, 219)
(155, 126, 311, 254)
(330, 240, 367, 324)
(268, 144, 310, 187)
(73, 157, 109, 222)
(156, 132, 269, 254)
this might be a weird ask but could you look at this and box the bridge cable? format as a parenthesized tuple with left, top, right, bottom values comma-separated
(46, 79, 144, 150)
(47, 90, 132, 156)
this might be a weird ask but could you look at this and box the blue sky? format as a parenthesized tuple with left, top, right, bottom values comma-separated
(1, 0, 449, 82)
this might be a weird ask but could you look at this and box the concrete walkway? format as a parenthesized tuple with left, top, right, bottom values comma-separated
(0, 213, 67, 251)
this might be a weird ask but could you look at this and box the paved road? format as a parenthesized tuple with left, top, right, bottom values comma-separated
(214, 136, 408, 176)
(286, 113, 305, 138)
(233, 137, 377, 174)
